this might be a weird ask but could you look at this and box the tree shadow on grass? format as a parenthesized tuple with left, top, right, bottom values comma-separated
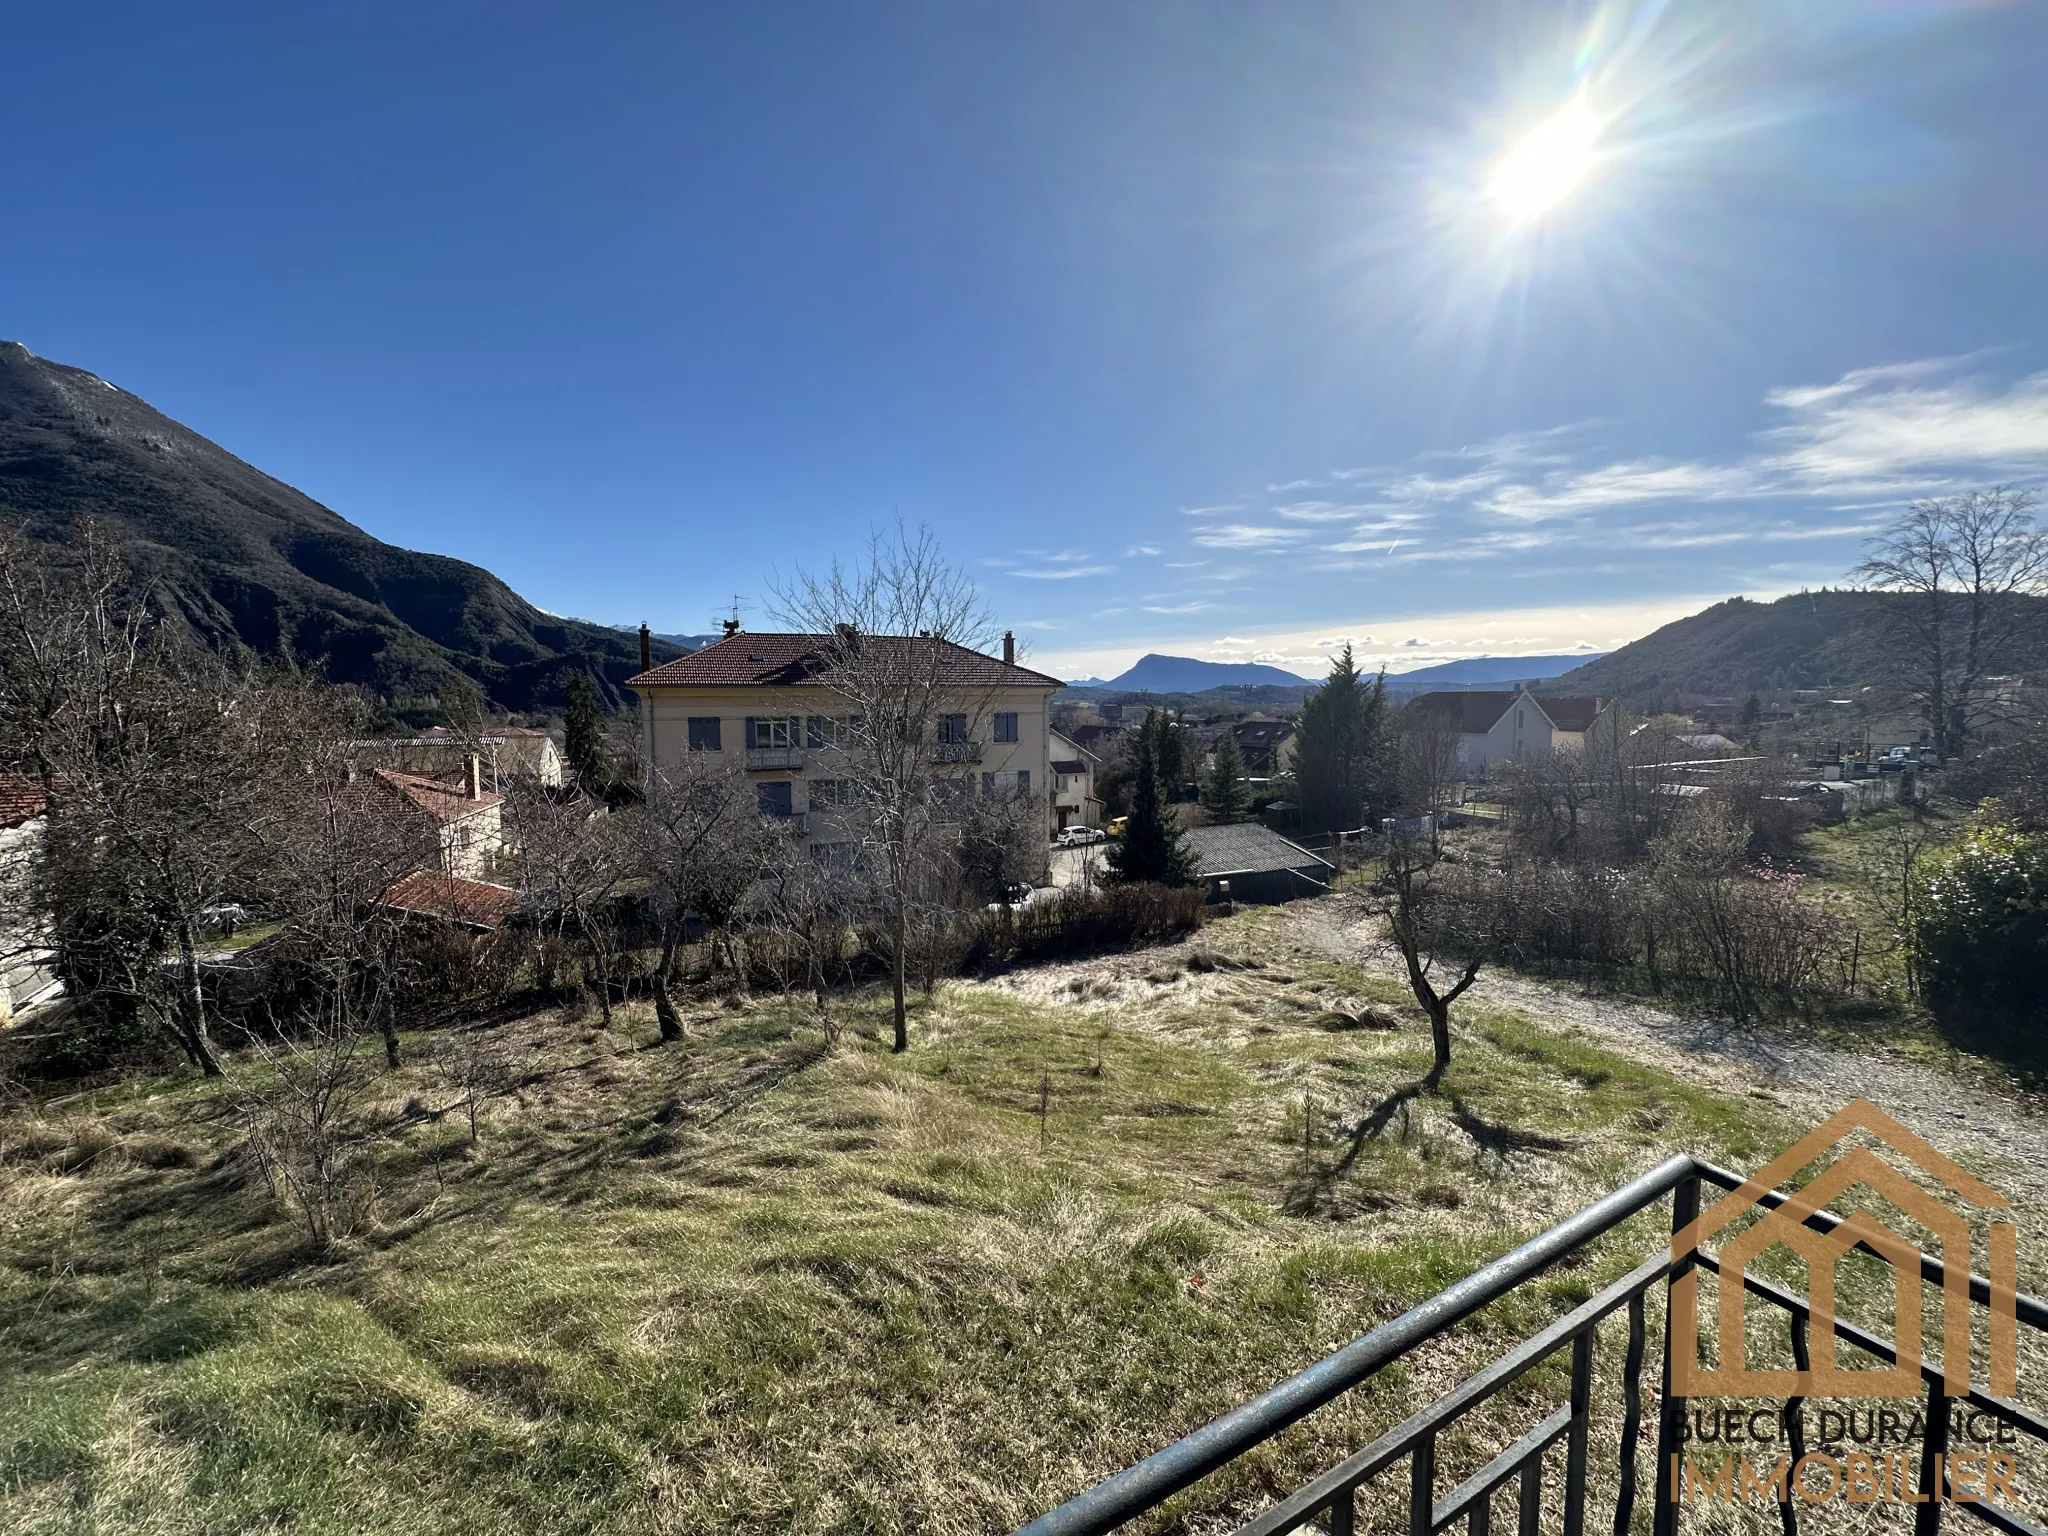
(1446, 1098, 1569, 1164)
(1283, 1076, 1430, 1217)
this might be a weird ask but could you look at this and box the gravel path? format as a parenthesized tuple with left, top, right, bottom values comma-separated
(1286, 895, 2048, 1188)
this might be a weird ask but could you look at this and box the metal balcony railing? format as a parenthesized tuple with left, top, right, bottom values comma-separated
(1011, 1154, 2048, 1536)
(745, 746, 804, 771)
(930, 741, 984, 764)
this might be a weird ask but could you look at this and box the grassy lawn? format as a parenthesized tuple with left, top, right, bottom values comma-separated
(0, 907, 1971, 1536)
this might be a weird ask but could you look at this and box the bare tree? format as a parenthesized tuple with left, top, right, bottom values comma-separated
(507, 786, 634, 1024)
(1396, 701, 1464, 854)
(1373, 829, 1495, 1087)
(241, 1022, 378, 1246)
(22, 646, 308, 1074)
(1854, 812, 1938, 996)
(1855, 488, 2048, 761)
(772, 524, 1005, 1052)
(1579, 705, 1688, 861)
(1505, 745, 1592, 857)
(433, 1025, 512, 1145)
(637, 753, 780, 1041)
(759, 842, 859, 1038)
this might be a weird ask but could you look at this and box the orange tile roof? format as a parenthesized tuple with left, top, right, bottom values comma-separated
(371, 768, 502, 823)
(380, 871, 521, 930)
(625, 631, 1063, 690)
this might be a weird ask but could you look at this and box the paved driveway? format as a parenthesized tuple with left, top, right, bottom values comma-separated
(1047, 843, 1110, 890)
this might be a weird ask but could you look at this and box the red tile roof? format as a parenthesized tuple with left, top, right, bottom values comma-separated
(0, 776, 47, 830)
(371, 768, 502, 823)
(625, 631, 1064, 690)
(380, 871, 521, 930)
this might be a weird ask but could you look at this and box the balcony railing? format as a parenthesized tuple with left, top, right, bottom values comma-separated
(1010, 1153, 2048, 1536)
(745, 747, 805, 771)
(930, 741, 984, 764)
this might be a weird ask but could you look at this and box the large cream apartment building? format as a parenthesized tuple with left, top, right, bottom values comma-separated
(625, 630, 1063, 850)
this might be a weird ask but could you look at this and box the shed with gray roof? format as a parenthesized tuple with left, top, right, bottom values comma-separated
(1181, 823, 1335, 905)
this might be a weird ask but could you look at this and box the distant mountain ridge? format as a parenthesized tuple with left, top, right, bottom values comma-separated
(1078, 654, 1314, 691)
(1069, 650, 1605, 695)
(0, 342, 673, 716)
(1381, 652, 1606, 692)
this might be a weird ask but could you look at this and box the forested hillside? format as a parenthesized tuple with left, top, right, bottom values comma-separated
(1554, 589, 2048, 701)
(0, 342, 672, 718)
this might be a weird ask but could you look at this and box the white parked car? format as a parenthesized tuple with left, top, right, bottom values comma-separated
(1054, 825, 1106, 847)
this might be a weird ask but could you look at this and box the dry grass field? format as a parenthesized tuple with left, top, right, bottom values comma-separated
(3, 904, 2031, 1536)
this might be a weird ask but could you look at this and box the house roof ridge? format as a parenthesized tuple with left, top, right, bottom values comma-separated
(623, 629, 1065, 690)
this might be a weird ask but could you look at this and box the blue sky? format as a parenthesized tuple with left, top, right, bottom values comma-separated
(5, 1, 2046, 681)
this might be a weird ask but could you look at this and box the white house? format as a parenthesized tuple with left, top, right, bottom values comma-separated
(362, 760, 505, 879)
(1407, 689, 1607, 772)
(1049, 729, 1100, 830)
(0, 778, 62, 1023)
(353, 727, 563, 791)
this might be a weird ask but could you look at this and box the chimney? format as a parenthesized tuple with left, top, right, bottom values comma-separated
(466, 753, 483, 801)
(1003, 630, 1015, 665)
(722, 617, 741, 637)
(639, 623, 652, 672)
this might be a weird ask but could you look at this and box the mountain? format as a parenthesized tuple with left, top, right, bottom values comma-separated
(1381, 653, 1606, 692)
(595, 623, 721, 652)
(0, 341, 675, 719)
(1088, 654, 1314, 691)
(1551, 589, 2048, 701)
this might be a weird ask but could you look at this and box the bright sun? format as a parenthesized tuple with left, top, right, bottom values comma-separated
(1488, 100, 1600, 221)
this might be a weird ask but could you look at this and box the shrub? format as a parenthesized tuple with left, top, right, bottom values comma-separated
(1913, 822, 2048, 1017)
(973, 884, 1206, 964)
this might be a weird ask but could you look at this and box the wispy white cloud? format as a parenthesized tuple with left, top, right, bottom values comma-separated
(1193, 524, 1311, 549)
(1266, 478, 1323, 492)
(1011, 563, 1114, 580)
(1179, 503, 1242, 517)
(1142, 601, 1212, 614)
(1124, 543, 1163, 556)
(1275, 500, 1373, 522)
(1483, 461, 1768, 521)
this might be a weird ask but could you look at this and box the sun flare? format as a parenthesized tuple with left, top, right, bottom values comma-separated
(1488, 100, 1600, 221)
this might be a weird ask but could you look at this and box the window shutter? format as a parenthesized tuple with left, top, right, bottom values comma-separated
(744, 717, 758, 750)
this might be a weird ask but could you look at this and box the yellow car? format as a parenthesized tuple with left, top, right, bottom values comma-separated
(1105, 816, 1129, 838)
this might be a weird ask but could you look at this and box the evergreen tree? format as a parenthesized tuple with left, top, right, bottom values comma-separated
(1107, 710, 1199, 886)
(1739, 693, 1763, 727)
(1155, 707, 1189, 800)
(1292, 645, 1391, 833)
(1201, 728, 1251, 822)
(563, 672, 609, 796)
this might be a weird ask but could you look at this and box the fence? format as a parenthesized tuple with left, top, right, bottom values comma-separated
(1010, 1154, 2047, 1536)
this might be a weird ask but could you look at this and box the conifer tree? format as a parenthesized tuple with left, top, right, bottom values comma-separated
(563, 672, 608, 797)
(1292, 645, 1391, 832)
(1201, 728, 1251, 822)
(1107, 710, 1199, 886)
